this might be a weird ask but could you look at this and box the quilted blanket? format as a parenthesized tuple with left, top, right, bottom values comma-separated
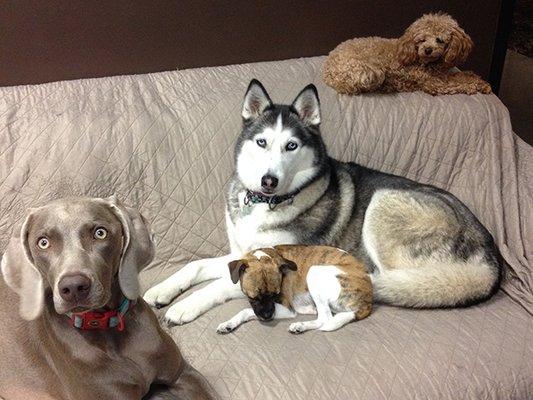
(0, 57, 531, 399)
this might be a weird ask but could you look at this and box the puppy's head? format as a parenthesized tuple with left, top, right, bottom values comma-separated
(398, 13, 473, 67)
(228, 248, 296, 321)
(1, 196, 155, 320)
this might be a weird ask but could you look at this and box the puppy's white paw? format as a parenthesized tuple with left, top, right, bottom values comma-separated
(143, 282, 181, 308)
(288, 322, 306, 334)
(164, 300, 202, 326)
(216, 321, 237, 334)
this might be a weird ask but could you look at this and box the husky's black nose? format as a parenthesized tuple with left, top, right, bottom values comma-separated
(261, 174, 278, 191)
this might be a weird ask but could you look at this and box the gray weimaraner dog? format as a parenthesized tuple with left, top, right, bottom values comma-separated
(0, 196, 216, 400)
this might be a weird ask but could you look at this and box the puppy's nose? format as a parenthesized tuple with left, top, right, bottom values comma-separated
(261, 174, 278, 190)
(425, 47, 433, 55)
(58, 274, 91, 303)
(261, 311, 274, 321)
(258, 302, 275, 321)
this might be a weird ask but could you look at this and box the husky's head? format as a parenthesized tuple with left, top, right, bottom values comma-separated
(235, 80, 329, 196)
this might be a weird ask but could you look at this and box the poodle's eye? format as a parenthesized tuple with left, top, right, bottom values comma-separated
(436, 37, 444, 44)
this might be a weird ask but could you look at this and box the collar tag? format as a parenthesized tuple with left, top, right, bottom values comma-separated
(67, 298, 134, 332)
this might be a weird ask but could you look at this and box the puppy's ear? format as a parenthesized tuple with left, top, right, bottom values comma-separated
(228, 259, 248, 284)
(1, 212, 45, 320)
(242, 79, 273, 120)
(291, 84, 321, 126)
(104, 195, 155, 300)
(397, 30, 418, 65)
(279, 259, 297, 274)
(444, 27, 473, 66)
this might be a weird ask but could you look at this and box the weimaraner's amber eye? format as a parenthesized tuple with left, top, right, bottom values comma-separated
(37, 237, 50, 250)
(94, 227, 108, 240)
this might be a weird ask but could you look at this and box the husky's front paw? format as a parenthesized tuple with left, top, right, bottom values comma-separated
(163, 300, 202, 325)
(143, 282, 181, 309)
(216, 320, 237, 334)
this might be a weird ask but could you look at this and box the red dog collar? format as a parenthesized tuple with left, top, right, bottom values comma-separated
(66, 298, 135, 332)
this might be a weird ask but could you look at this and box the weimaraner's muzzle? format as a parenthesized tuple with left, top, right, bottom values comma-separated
(0, 196, 216, 400)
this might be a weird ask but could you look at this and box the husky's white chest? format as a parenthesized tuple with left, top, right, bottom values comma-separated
(228, 192, 296, 253)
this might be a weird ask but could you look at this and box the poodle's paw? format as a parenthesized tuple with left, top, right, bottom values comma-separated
(478, 82, 492, 94)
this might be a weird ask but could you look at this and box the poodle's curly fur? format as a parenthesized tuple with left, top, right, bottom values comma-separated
(323, 13, 492, 95)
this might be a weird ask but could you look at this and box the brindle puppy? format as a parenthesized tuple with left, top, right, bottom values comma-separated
(217, 245, 372, 334)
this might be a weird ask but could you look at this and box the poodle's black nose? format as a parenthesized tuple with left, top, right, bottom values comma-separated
(425, 48, 433, 55)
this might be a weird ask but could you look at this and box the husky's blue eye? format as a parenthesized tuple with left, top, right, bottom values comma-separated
(256, 138, 266, 148)
(286, 141, 298, 151)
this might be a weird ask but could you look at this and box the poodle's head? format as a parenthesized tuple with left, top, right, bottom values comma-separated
(397, 13, 473, 67)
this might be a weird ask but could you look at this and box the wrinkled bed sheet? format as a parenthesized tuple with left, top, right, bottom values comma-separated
(0, 57, 531, 399)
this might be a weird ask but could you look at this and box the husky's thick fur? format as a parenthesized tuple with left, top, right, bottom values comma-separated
(144, 80, 502, 325)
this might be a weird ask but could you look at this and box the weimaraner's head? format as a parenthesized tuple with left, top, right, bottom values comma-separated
(1, 196, 155, 320)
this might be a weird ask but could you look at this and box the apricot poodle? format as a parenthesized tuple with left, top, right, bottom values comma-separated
(323, 13, 492, 96)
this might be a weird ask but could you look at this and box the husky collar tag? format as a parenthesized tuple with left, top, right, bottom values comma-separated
(244, 189, 300, 210)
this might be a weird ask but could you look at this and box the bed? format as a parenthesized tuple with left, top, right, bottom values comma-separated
(0, 55, 531, 399)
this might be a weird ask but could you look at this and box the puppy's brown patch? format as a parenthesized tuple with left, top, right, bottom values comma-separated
(235, 245, 372, 319)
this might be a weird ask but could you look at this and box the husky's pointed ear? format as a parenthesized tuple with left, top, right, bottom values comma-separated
(103, 195, 155, 300)
(228, 259, 248, 284)
(291, 84, 321, 126)
(242, 79, 273, 120)
(1, 211, 45, 320)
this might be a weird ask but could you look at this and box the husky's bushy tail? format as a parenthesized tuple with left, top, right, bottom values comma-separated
(371, 254, 502, 308)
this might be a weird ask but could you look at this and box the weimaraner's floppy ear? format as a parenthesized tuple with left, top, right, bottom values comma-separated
(1, 212, 45, 320)
(104, 195, 155, 300)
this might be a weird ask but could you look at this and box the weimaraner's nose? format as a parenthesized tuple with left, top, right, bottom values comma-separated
(58, 274, 91, 303)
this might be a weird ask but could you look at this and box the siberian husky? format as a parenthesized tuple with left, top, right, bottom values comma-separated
(144, 79, 502, 325)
